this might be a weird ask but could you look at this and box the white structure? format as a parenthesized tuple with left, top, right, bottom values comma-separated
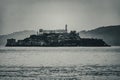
(39, 25, 68, 34)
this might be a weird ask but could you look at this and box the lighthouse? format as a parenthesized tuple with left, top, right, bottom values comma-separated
(65, 24, 68, 32)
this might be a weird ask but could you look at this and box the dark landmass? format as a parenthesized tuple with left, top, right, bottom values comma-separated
(1, 25, 119, 46)
(0, 30, 36, 46)
(5, 27, 109, 47)
(79, 25, 120, 46)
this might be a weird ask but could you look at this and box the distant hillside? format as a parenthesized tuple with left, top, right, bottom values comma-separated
(0, 30, 36, 46)
(79, 25, 120, 46)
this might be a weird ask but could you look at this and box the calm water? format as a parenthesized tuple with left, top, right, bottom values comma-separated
(0, 47, 120, 80)
(0, 46, 120, 66)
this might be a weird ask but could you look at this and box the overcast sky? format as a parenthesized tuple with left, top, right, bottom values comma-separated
(0, 0, 120, 35)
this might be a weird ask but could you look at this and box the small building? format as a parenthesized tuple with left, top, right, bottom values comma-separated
(6, 38, 16, 46)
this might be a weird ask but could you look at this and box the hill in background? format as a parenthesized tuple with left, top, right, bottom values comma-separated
(79, 25, 120, 46)
(0, 30, 36, 46)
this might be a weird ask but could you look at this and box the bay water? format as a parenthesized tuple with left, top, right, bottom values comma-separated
(0, 46, 120, 80)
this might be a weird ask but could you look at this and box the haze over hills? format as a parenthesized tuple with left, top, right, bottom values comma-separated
(0, 25, 120, 46)
(79, 25, 120, 46)
(0, 30, 36, 46)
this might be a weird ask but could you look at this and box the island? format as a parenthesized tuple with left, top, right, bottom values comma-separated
(6, 25, 110, 47)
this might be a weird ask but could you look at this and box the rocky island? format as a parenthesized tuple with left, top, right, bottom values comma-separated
(6, 25, 110, 47)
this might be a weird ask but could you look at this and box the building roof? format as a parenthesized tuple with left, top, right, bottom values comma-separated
(40, 29, 67, 33)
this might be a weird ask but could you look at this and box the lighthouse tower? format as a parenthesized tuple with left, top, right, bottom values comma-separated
(65, 24, 68, 32)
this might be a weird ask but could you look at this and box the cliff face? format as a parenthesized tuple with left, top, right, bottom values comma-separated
(79, 25, 120, 46)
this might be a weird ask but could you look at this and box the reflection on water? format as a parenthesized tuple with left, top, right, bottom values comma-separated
(0, 47, 120, 80)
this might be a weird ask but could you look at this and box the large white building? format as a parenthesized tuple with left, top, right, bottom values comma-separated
(38, 24, 68, 34)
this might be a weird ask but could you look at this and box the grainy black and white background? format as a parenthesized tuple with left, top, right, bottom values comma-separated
(0, 0, 120, 80)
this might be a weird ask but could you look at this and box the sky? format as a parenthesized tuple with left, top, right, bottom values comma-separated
(0, 0, 120, 35)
